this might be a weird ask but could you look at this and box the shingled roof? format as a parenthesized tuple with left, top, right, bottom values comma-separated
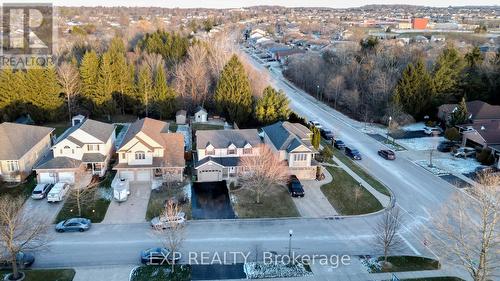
(0, 123, 54, 160)
(195, 129, 261, 150)
(262, 121, 315, 152)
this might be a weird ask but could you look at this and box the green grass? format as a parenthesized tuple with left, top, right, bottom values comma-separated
(321, 166, 383, 215)
(378, 256, 440, 273)
(0, 174, 37, 200)
(130, 265, 191, 281)
(169, 122, 178, 132)
(0, 269, 75, 281)
(230, 185, 300, 218)
(191, 123, 224, 132)
(55, 172, 114, 223)
(43, 121, 71, 138)
(146, 183, 192, 220)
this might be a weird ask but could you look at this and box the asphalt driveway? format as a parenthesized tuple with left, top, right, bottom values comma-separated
(191, 181, 235, 219)
(102, 182, 151, 224)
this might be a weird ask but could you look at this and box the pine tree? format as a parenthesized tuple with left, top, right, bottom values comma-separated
(79, 50, 100, 112)
(138, 65, 153, 117)
(451, 97, 469, 125)
(24, 65, 63, 122)
(433, 45, 465, 103)
(153, 65, 177, 119)
(0, 68, 22, 121)
(97, 51, 116, 116)
(255, 86, 290, 124)
(214, 55, 253, 124)
(108, 37, 134, 114)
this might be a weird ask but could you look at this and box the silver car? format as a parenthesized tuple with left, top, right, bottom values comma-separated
(31, 183, 53, 200)
(55, 218, 92, 232)
(150, 212, 186, 230)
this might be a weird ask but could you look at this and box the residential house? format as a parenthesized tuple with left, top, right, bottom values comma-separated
(460, 120, 500, 168)
(0, 123, 54, 182)
(194, 129, 261, 182)
(438, 100, 500, 125)
(194, 107, 208, 123)
(35, 119, 115, 184)
(262, 121, 318, 180)
(114, 118, 185, 186)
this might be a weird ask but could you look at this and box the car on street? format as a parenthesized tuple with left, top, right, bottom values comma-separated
(140, 247, 179, 265)
(320, 128, 334, 140)
(288, 175, 305, 197)
(378, 149, 396, 160)
(31, 183, 53, 199)
(424, 127, 443, 135)
(437, 141, 458, 152)
(150, 212, 186, 230)
(0, 252, 34, 270)
(453, 147, 476, 158)
(333, 139, 345, 149)
(345, 147, 362, 160)
(55, 218, 92, 232)
(308, 120, 323, 129)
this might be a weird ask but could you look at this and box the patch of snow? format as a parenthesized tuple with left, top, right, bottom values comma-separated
(361, 124, 387, 135)
(397, 137, 443, 151)
(98, 187, 113, 201)
(401, 122, 426, 132)
(415, 160, 449, 175)
(244, 262, 312, 279)
(359, 256, 382, 273)
(183, 183, 192, 199)
(432, 157, 482, 174)
(176, 125, 191, 151)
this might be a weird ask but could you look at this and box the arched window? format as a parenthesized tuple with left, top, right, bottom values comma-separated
(135, 151, 146, 160)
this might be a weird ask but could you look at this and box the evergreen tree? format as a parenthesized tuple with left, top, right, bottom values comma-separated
(0, 68, 22, 121)
(24, 65, 63, 122)
(214, 55, 253, 124)
(137, 65, 153, 117)
(97, 51, 116, 116)
(311, 126, 321, 150)
(107, 37, 134, 114)
(432, 45, 465, 103)
(465, 46, 484, 68)
(255, 86, 290, 124)
(79, 50, 100, 112)
(450, 97, 469, 125)
(153, 65, 177, 119)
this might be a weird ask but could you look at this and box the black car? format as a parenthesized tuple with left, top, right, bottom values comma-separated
(334, 139, 345, 149)
(437, 141, 457, 152)
(140, 247, 179, 265)
(320, 129, 334, 140)
(0, 252, 34, 270)
(378, 149, 396, 160)
(288, 175, 305, 197)
(345, 147, 362, 160)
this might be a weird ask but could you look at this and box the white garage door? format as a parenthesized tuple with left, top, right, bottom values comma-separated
(119, 171, 134, 181)
(199, 169, 221, 182)
(136, 170, 151, 182)
(39, 173, 57, 184)
(58, 172, 75, 184)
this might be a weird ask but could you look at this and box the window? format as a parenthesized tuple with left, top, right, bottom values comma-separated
(6, 161, 18, 172)
(293, 153, 307, 161)
(243, 148, 252, 155)
(206, 148, 215, 156)
(87, 144, 100, 151)
(227, 148, 236, 155)
(135, 151, 146, 160)
(121, 153, 125, 159)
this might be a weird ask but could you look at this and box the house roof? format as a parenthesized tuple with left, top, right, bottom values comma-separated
(262, 121, 315, 152)
(82, 153, 107, 163)
(439, 100, 500, 121)
(176, 110, 187, 116)
(0, 122, 54, 160)
(194, 106, 207, 114)
(194, 156, 253, 169)
(35, 154, 81, 170)
(119, 118, 169, 150)
(195, 129, 261, 150)
(468, 120, 500, 145)
(56, 118, 115, 145)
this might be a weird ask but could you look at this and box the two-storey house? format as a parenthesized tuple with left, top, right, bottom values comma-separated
(35, 118, 115, 184)
(262, 121, 318, 180)
(114, 118, 185, 186)
(194, 129, 261, 182)
(0, 123, 54, 182)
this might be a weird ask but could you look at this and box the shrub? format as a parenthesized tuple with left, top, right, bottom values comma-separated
(320, 146, 334, 160)
(288, 112, 307, 126)
(477, 148, 495, 165)
(444, 127, 461, 142)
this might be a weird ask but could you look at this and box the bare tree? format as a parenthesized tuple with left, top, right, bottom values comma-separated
(239, 54, 270, 98)
(67, 184, 97, 217)
(155, 200, 186, 272)
(432, 172, 499, 281)
(373, 207, 404, 267)
(328, 75, 345, 109)
(238, 145, 288, 204)
(142, 52, 165, 74)
(0, 196, 50, 280)
(57, 62, 81, 122)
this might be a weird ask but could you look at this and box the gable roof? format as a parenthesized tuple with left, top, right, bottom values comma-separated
(56, 118, 115, 145)
(439, 100, 500, 122)
(467, 120, 500, 145)
(194, 106, 207, 114)
(0, 123, 54, 160)
(119, 118, 169, 150)
(262, 121, 314, 152)
(195, 129, 261, 150)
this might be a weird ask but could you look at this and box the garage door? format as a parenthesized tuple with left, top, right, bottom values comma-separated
(58, 172, 75, 184)
(199, 169, 221, 182)
(119, 171, 134, 181)
(38, 172, 57, 184)
(136, 170, 151, 182)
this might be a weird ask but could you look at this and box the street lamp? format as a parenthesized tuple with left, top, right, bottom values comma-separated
(288, 229, 293, 264)
(316, 85, 320, 100)
(387, 116, 392, 143)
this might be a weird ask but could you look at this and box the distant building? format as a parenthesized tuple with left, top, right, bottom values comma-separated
(398, 22, 412, 29)
(412, 18, 429, 30)
(194, 107, 208, 123)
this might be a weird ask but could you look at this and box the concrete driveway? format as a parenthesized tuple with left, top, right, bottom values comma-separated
(22, 197, 65, 223)
(292, 166, 338, 217)
(102, 182, 151, 224)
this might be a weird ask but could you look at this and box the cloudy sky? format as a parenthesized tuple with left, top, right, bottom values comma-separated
(10, 0, 499, 8)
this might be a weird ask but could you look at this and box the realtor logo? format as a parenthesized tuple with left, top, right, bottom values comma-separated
(0, 3, 55, 68)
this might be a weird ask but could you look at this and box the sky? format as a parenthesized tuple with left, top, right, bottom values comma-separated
(9, 0, 500, 9)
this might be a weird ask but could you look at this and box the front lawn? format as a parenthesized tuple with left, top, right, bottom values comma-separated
(55, 172, 114, 223)
(0, 174, 37, 200)
(1, 269, 75, 281)
(321, 166, 383, 215)
(146, 182, 192, 220)
(130, 265, 191, 281)
(380, 256, 440, 273)
(230, 185, 300, 218)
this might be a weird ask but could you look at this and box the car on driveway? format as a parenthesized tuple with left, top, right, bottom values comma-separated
(334, 139, 345, 149)
(453, 147, 476, 158)
(0, 252, 34, 270)
(31, 183, 53, 200)
(55, 218, 92, 232)
(424, 127, 443, 135)
(320, 128, 334, 140)
(150, 212, 186, 230)
(288, 175, 305, 197)
(140, 247, 179, 265)
(378, 149, 396, 160)
(437, 141, 458, 152)
(345, 147, 362, 160)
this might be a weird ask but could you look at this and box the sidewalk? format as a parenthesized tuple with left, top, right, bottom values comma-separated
(73, 265, 136, 281)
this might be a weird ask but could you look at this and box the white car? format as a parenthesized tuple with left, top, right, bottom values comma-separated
(309, 120, 323, 129)
(47, 183, 70, 203)
(424, 127, 443, 135)
(150, 212, 186, 230)
(454, 147, 476, 158)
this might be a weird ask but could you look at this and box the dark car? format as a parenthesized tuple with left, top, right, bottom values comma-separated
(437, 141, 457, 152)
(140, 247, 179, 265)
(55, 218, 92, 232)
(378, 149, 396, 160)
(288, 175, 305, 197)
(334, 139, 345, 149)
(320, 129, 334, 140)
(0, 252, 35, 270)
(345, 147, 362, 160)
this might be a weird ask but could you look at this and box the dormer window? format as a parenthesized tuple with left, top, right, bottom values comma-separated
(206, 148, 215, 156)
(227, 143, 236, 155)
(243, 148, 252, 155)
(135, 151, 146, 160)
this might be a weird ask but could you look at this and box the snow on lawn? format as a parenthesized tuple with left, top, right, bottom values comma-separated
(244, 262, 312, 279)
(183, 183, 192, 199)
(415, 157, 482, 174)
(397, 137, 444, 151)
(401, 122, 426, 132)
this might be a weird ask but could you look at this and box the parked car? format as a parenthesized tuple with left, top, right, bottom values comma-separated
(334, 139, 345, 149)
(47, 183, 69, 203)
(55, 218, 92, 232)
(140, 247, 179, 265)
(378, 149, 396, 160)
(345, 147, 362, 160)
(287, 175, 305, 197)
(31, 183, 53, 200)
(150, 212, 186, 230)
(424, 127, 443, 135)
(453, 147, 476, 158)
(0, 252, 34, 270)
(437, 141, 458, 152)
(308, 120, 323, 129)
(320, 128, 334, 140)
